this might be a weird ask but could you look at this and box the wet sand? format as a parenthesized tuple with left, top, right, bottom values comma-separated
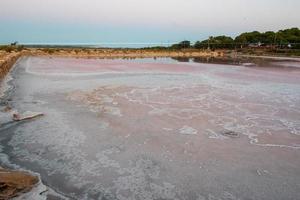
(0, 56, 300, 199)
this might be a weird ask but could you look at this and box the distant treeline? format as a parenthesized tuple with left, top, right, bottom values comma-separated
(150, 28, 300, 50)
(1, 28, 299, 52)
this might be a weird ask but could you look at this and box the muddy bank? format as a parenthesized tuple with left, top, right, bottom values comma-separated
(0, 167, 39, 199)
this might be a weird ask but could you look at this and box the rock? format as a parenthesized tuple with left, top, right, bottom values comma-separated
(12, 113, 21, 121)
(220, 130, 239, 138)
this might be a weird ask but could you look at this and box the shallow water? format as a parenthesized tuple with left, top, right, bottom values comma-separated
(1, 56, 300, 200)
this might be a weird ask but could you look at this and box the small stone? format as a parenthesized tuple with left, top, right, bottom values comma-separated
(221, 130, 239, 138)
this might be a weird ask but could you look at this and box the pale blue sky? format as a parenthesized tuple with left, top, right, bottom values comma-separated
(0, 0, 299, 46)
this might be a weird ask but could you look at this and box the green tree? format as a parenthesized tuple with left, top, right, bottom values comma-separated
(194, 36, 234, 49)
(170, 40, 191, 49)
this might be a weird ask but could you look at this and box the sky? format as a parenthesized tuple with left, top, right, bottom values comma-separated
(0, 0, 300, 46)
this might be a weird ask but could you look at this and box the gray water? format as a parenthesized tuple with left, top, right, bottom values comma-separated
(0, 56, 300, 200)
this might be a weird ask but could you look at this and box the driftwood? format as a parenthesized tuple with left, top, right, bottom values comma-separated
(12, 111, 44, 121)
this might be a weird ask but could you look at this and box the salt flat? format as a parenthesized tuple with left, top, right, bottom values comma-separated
(0, 56, 300, 200)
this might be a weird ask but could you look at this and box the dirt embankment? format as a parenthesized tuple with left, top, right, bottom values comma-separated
(0, 167, 39, 199)
(30, 48, 225, 58)
(0, 52, 24, 80)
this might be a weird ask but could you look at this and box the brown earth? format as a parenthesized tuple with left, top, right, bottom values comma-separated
(0, 167, 39, 199)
